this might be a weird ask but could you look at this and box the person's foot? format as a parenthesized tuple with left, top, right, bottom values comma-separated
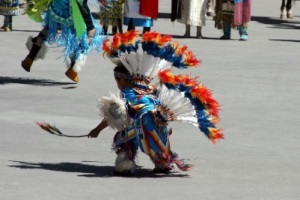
(0, 26, 11, 32)
(196, 27, 203, 39)
(21, 56, 33, 72)
(65, 66, 79, 82)
(238, 26, 248, 41)
(287, 10, 294, 19)
(280, 8, 287, 19)
(183, 33, 190, 38)
(239, 34, 248, 41)
(220, 35, 230, 40)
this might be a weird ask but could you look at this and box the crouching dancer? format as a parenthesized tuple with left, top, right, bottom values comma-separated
(88, 31, 223, 176)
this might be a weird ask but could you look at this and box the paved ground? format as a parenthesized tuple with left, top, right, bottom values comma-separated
(1, 1, 300, 200)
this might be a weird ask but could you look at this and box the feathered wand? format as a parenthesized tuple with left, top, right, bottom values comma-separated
(36, 122, 88, 138)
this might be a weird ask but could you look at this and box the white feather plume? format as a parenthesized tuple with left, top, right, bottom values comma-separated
(73, 54, 87, 73)
(140, 54, 160, 78)
(98, 92, 131, 131)
(149, 59, 173, 79)
(115, 152, 136, 173)
(125, 53, 139, 73)
(120, 56, 134, 74)
(26, 36, 48, 60)
(157, 85, 197, 124)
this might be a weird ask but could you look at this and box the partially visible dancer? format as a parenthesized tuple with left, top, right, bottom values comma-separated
(215, 0, 251, 41)
(0, 0, 20, 32)
(20, 0, 27, 9)
(123, 0, 155, 33)
(207, 0, 215, 17)
(171, 0, 208, 38)
(21, 0, 107, 82)
(140, 0, 159, 20)
(99, 0, 124, 35)
(280, 0, 294, 19)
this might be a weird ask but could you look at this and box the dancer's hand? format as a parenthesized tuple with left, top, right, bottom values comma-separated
(88, 119, 108, 138)
(88, 128, 100, 138)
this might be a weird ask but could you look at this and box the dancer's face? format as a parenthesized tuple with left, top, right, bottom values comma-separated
(115, 77, 127, 90)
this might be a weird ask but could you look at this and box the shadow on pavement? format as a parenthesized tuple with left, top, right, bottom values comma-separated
(8, 160, 190, 178)
(251, 16, 300, 29)
(10, 29, 40, 33)
(0, 76, 77, 87)
(158, 12, 171, 19)
(269, 38, 300, 42)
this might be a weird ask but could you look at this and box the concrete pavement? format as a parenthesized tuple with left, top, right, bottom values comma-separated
(1, 1, 300, 200)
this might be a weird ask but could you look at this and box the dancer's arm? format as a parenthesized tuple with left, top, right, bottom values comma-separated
(88, 119, 108, 138)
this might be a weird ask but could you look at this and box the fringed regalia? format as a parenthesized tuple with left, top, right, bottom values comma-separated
(99, 0, 123, 27)
(100, 31, 223, 173)
(215, 0, 251, 29)
(0, 0, 20, 16)
(24, 0, 106, 62)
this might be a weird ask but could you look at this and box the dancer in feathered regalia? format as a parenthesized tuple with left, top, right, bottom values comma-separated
(21, 0, 108, 82)
(88, 31, 223, 175)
